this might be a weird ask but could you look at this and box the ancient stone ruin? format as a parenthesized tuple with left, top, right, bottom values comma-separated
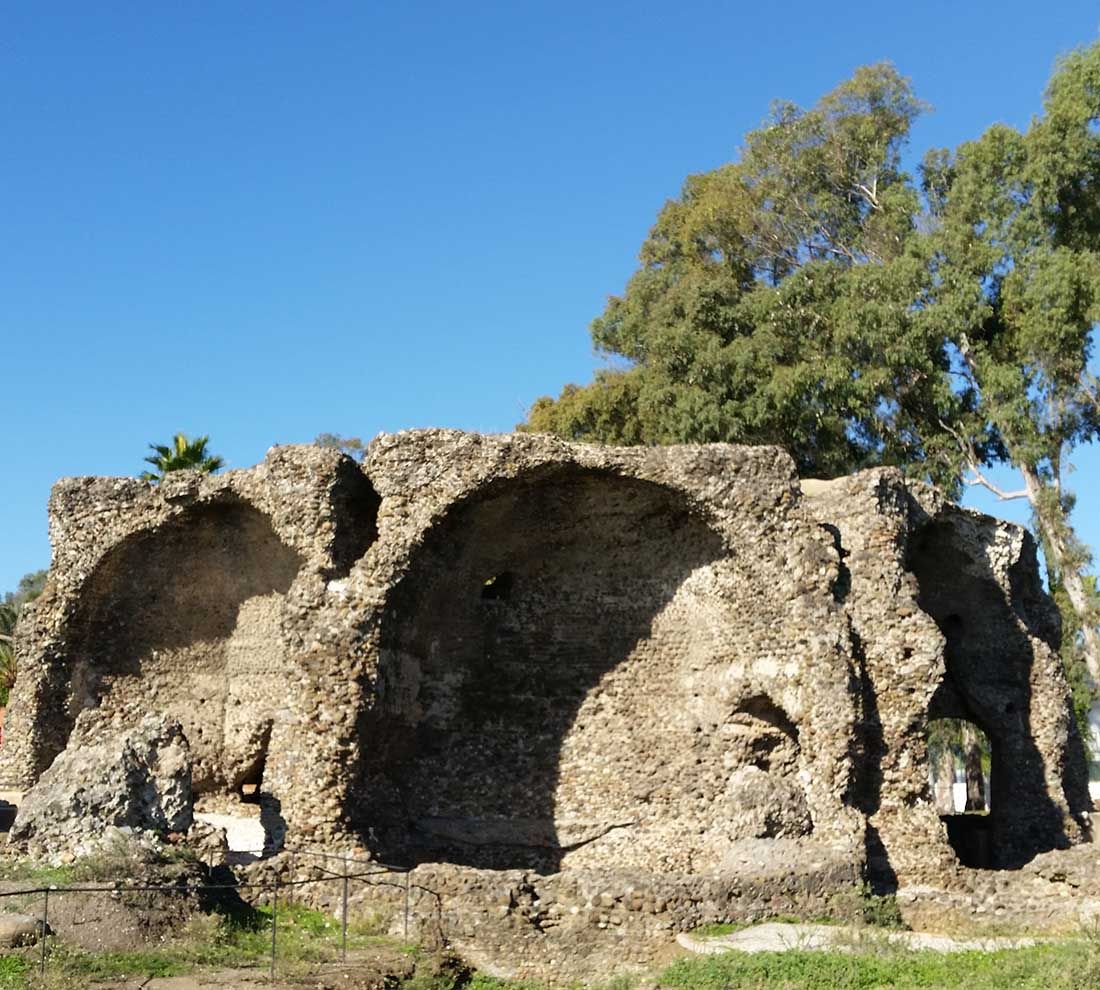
(1, 430, 1094, 979)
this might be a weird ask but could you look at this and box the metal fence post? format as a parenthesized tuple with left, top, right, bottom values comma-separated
(39, 888, 49, 976)
(270, 879, 278, 981)
(341, 853, 349, 963)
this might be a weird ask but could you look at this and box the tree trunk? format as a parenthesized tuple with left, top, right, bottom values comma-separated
(1021, 465, 1100, 689)
(961, 723, 986, 812)
(930, 747, 956, 814)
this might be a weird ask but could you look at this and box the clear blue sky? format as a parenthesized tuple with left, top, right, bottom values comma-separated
(3, 2, 1099, 592)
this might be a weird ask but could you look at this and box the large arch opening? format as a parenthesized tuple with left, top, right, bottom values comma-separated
(909, 519, 1072, 869)
(47, 499, 303, 795)
(359, 468, 811, 874)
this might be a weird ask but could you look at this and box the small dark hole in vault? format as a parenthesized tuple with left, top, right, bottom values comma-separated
(481, 572, 515, 601)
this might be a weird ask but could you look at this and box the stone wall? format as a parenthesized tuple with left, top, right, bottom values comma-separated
(1, 430, 1092, 979)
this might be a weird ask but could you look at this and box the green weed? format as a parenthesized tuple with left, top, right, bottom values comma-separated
(0, 957, 30, 990)
(658, 942, 1095, 990)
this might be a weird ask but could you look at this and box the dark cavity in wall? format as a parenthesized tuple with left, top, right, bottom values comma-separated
(819, 523, 851, 603)
(480, 572, 514, 600)
(734, 695, 800, 773)
(237, 721, 272, 803)
(908, 519, 1072, 869)
(359, 467, 727, 872)
(329, 459, 381, 577)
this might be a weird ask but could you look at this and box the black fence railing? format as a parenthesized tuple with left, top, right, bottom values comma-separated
(0, 845, 436, 981)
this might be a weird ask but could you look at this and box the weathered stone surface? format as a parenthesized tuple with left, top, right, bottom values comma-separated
(0, 429, 1092, 980)
(0, 913, 39, 947)
(10, 713, 193, 857)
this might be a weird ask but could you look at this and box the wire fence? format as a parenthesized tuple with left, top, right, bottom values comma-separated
(0, 844, 441, 982)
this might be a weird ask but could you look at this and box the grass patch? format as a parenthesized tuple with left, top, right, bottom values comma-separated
(18, 900, 397, 988)
(468, 978, 547, 990)
(0, 859, 76, 885)
(44, 946, 187, 981)
(170, 899, 392, 968)
(0, 958, 30, 990)
(691, 921, 750, 938)
(658, 941, 1100, 990)
(0, 837, 199, 888)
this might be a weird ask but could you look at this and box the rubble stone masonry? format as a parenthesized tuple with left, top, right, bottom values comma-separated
(2, 431, 1091, 979)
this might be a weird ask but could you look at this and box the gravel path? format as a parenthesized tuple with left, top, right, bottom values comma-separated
(677, 922, 1040, 955)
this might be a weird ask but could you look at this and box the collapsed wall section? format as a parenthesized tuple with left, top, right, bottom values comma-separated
(802, 470, 1090, 884)
(0, 446, 381, 833)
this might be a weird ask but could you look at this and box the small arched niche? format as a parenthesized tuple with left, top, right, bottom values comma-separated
(716, 695, 811, 842)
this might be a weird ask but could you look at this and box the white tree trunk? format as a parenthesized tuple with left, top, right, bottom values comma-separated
(1021, 465, 1100, 689)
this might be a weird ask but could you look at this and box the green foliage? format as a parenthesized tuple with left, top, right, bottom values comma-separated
(22, 900, 393, 990)
(174, 900, 387, 969)
(1045, 545, 1100, 749)
(0, 957, 29, 990)
(522, 63, 972, 491)
(0, 857, 76, 884)
(860, 891, 905, 931)
(922, 41, 1100, 693)
(656, 942, 1100, 990)
(315, 432, 368, 458)
(525, 43, 1100, 704)
(2, 570, 46, 611)
(43, 945, 186, 981)
(467, 980, 546, 990)
(140, 432, 225, 481)
(926, 718, 992, 778)
(691, 920, 751, 938)
(0, 604, 17, 707)
(0, 568, 48, 707)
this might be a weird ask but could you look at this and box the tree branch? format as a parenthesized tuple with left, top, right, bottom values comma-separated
(937, 416, 1029, 501)
(964, 469, 1029, 501)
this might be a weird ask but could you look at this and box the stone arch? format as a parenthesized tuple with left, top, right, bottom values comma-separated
(40, 498, 303, 793)
(909, 519, 1074, 869)
(355, 465, 816, 874)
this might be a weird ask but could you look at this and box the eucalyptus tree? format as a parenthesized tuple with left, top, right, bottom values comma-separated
(525, 45, 1100, 689)
(923, 43, 1100, 686)
(524, 63, 973, 490)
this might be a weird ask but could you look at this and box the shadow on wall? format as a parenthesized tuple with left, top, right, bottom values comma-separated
(358, 466, 738, 873)
(844, 625, 896, 892)
(38, 498, 302, 790)
(908, 519, 1083, 870)
(329, 458, 381, 578)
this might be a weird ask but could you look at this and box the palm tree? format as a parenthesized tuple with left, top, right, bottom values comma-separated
(141, 433, 225, 481)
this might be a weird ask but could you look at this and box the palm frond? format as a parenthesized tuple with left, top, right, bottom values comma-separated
(141, 433, 225, 482)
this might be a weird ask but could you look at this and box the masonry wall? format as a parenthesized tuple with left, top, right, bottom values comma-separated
(1, 430, 1092, 980)
(364, 468, 812, 874)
